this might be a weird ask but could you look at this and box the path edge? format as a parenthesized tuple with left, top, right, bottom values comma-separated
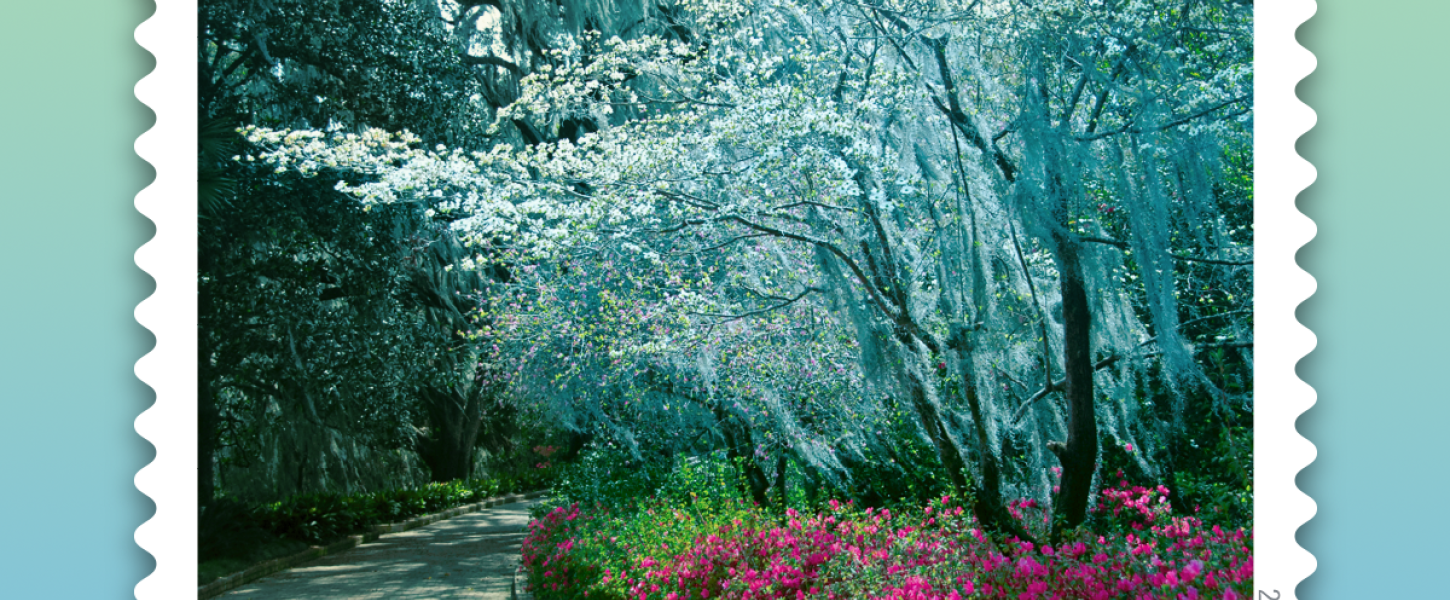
(198, 489, 548, 599)
(512, 563, 533, 600)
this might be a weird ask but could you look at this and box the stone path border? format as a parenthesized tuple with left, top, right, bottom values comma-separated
(199, 490, 549, 599)
(511, 564, 533, 600)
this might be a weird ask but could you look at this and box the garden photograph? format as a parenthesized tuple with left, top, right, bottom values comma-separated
(196, 0, 1254, 598)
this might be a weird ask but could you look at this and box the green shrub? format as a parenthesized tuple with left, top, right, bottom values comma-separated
(550, 445, 674, 510)
(198, 497, 279, 562)
(256, 492, 364, 545)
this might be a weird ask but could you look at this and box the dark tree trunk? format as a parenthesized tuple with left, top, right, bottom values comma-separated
(419, 384, 486, 482)
(774, 453, 788, 509)
(713, 402, 771, 507)
(957, 353, 1033, 541)
(903, 331, 1034, 541)
(198, 269, 220, 509)
(198, 341, 218, 508)
(1050, 236, 1098, 535)
(903, 365, 970, 495)
(562, 428, 591, 461)
(791, 452, 820, 507)
(743, 454, 771, 507)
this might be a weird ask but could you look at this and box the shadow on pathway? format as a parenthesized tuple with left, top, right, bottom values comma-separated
(224, 499, 542, 599)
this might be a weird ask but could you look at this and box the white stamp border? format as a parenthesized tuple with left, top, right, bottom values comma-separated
(1252, 1, 1319, 597)
(132, 1, 1318, 597)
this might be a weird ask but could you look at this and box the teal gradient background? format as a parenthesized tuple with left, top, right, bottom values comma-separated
(1294, 1, 1450, 598)
(0, 0, 157, 597)
(0, 0, 1440, 597)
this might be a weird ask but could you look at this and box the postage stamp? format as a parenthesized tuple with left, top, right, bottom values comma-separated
(135, 0, 1316, 597)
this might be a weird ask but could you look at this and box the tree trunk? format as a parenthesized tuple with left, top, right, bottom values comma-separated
(791, 451, 820, 507)
(903, 364, 970, 495)
(419, 384, 485, 482)
(198, 341, 218, 508)
(713, 403, 771, 507)
(899, 332, 1035, 541)
(774, 453, 788, 509)
(957, 351, 1032, 541)
(1050, 236, 1098, 535)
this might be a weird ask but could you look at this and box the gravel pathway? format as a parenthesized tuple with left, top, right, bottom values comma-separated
(221, 499, 541, 599)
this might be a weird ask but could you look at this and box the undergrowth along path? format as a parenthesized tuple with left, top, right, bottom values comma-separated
(218, 498, 543, 599)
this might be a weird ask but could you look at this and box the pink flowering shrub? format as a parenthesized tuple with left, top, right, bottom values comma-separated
(522, 503, 585, 594)
(1094, 479, 1177, 535)
(522, 482, 1252, 600)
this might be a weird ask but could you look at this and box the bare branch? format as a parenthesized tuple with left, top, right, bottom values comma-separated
(771, 200, 859, 214)
(461, 54, 523, 76)
(1010, 354, 1121, 424)
(1075, 95, 1251, 142)
(1171, 253, 1253, 267)
(690, 287, 825, 324)
(665, 233, 771, 256)
(926, 36, 1017, 182)
(720, 215, 901, 323)
(1010, 336, 1254, 424)
(1078, 236, 1252, 266)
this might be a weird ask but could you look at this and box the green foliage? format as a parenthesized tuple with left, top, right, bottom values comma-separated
(840, 408, 952, 511)
(198, 497, 286, 562)
(551, 438, 952, 524)
(478, 405, 582, 488)
(1169, 420, 1253, 527)
(257, 492, 364, 545)
(201, 163, 429, 474)
(199, 0, 526, 504)
(550, 444, 676, 511)
(1099, 371, 1252, 529)
(200, 0, 489, 147)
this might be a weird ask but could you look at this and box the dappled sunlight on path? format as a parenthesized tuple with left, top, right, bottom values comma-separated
(223, 499, 541, 599)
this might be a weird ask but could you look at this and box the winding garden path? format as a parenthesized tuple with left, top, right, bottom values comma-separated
(220, 498, 541, 599)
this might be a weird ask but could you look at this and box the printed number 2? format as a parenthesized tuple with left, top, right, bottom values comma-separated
(1258, 592, 1280, 600)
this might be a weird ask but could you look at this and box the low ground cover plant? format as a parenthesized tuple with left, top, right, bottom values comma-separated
(521, 480, 1252, 600)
